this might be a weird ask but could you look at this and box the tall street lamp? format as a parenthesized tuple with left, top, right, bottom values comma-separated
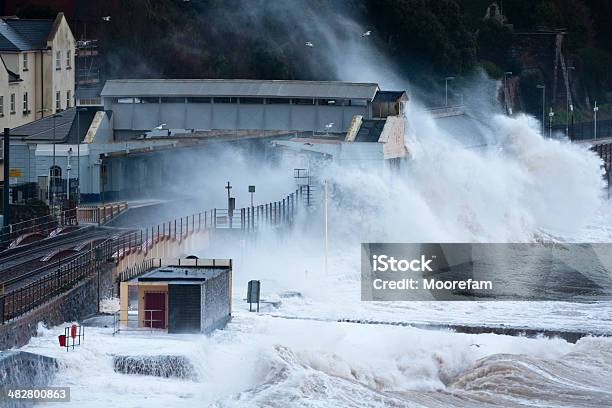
(549, 108, 554, 138)
(566, 66, 575, 138)
(536, 85, 545, 136)
(594, 101, 599, 140)
(445, 76, 455, 106)
(504, 71, 512, 114)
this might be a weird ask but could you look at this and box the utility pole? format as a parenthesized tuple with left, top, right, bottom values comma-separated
(3, 128, 9, 229)
(445, 76, 455, 106)
(536, 85, 545, 136)
(594, 101, 599, 140)
(566, 66, 575, 138)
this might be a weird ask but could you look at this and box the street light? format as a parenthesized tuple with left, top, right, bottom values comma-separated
(67, 147, 72, 201)
(566, 66, 575, 138)
(594, 101, 599, 140)
(536, 85, 545, 136)
(548, 108, 555, 138)
(504, 72, 512, 114)
(445, 76, 455, 106)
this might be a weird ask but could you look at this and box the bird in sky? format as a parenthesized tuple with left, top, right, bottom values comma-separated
(305, 41, 314, 48)
(102, 16, 111, 21)
(361, 30, 372, 37)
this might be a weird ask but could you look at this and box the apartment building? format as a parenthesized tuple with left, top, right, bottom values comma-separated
(0, 12, 75, 130)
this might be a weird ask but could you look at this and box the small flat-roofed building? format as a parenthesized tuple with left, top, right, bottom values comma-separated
(119, 259, 232, 334)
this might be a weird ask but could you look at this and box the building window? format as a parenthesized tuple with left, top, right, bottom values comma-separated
(267, 98, 290, 104)
(293, 98, 315, 105)
(55, 91, 61, 111)
(160, 97, 185, 103)
(49, 165, 62, 178)
(186, 97, 211, 103)
(23, 92, 29, 113)
(55, 51, 61, 70)
(212, 97, 237, 104)
(10, 93, 15, 114)
(23, 53, 28, 71)
(66, 90, 71, 108)
(66, 50, 71, 68)
(138, 97, 159, 104)
(239, 97, 264, 104)
(0, 96, 4, 116)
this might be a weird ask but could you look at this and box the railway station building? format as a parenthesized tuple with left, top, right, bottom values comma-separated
(3, 79, 409, 204)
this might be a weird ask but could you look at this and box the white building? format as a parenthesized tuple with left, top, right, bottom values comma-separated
(0, 12, 75, 130)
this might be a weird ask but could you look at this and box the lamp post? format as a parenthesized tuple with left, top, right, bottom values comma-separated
(504, 71, 512, 114)
(566, 66, 575, 138)
(66, 147, 72, 201)
(445, 76, 455, 106)
(594, 101, 599, 140)
(536, 85, 545, 136)
(548, 108, 554, 138)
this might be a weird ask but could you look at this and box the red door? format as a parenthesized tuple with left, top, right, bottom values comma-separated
(144, 292, 166, 329)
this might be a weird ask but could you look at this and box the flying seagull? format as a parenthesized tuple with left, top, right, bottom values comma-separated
(304, 41, 314, 48)
(361, 30, 372, 37)
(102, 16, 111, 21)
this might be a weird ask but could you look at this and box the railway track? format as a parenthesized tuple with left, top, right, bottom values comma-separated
(0, 228, 133, 292)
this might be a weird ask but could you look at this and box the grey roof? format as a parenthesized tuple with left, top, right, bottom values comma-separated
(10, 108, 76, 142)
(373, 90, 408, 103)
(138, 266, 228, 282)
(354, 119, 386, 142)
(0, 20, 30, 51)
(5, 19, 54, 49)
(0, 17, 54, 51)
(101, 79, 380, 100)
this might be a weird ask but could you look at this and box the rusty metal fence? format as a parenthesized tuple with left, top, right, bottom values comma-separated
(77, 201, 128, 225)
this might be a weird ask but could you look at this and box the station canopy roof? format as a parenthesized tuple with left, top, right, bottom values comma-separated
(101, 79, 380, 101)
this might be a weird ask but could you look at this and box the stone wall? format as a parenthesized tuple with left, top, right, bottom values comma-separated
(0, 262, 115, 350)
